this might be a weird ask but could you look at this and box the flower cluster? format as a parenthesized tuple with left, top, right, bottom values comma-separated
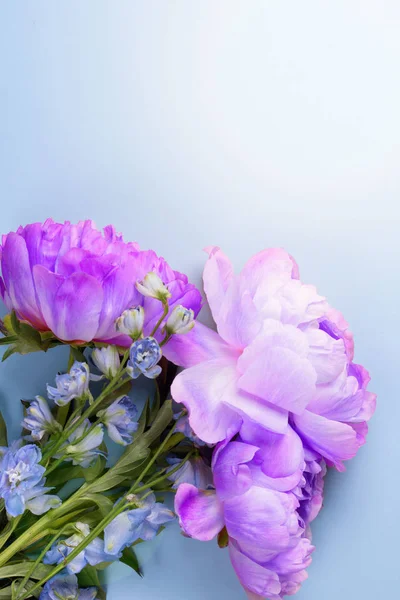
(0, 222, 375, 600)
(171, 246, 376, 598)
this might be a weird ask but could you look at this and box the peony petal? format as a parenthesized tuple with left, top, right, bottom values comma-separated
(305, 326, 347, 384)
(229, 542, 281, 598)
(163, 321, 239, 368)
(175, 484, 224, 541)
(224, 391, 289, 434)
(238, 327, 317, 415)
(203, 245, 234, 320)
(171, 358, 242, 443)
(1, 232, 44, 327)
(293, 409, 359, 470)
(212, 441, 259, 500)
(33, 265, 103, 342)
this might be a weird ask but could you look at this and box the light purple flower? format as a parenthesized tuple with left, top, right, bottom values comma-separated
(0, 444, 61, 517)
(169, 246, 376, 470)
(91, 346, 120, 379)
(47, 361, 90, 406)
(56, 419, 104, 467)
(99, 396, 138, 446)
(104, 492, 175, 555)
(39, 574, 98, 600)
(0, 220, 202, 344)
(22, 396, 61, 440)
(175, 437, 314, 600)
(127, 337, 162, 379)
(167, 455, 213, 489)
(44, 522, 115, 574)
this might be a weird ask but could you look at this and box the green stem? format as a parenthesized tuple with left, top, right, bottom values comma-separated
(128, 421, 178, 494)
(134, 450, 194, 493)
(150, 302, 169, 337)
(15, 525, 71, 597)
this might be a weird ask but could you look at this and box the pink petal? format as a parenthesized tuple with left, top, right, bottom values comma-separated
(175, 484, 224, 541)
(215, 280, 262, 350)
(170, 358, 242, 444)
(305, 326, 347, 384)
(203, 246, 234, 320)
(33, 265, 103, 342)
(238, 326, 317, 415)
(164, 322, 240, 368)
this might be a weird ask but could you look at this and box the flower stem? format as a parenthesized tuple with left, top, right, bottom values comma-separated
(150, 302, 169, 337)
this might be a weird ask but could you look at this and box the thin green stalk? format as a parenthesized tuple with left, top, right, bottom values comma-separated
(150, 302, 169, 337)
(128, 421, 178, 494)
(15, 525, 71, 597)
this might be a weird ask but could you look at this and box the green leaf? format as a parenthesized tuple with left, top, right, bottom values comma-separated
(82, 453, 107, 483)
(1, 345, 16, 362)
(120, 547, 143, 577)
(45, 464, 83, 487)
(80, 494, 114, 518)
(0, 411, 7, 446)
(0, 335, 18, 345)
(142, 400, 173, 447)
(10, 310, 20, 334)
(0, 562, 53, 580)
(77, 565, 106, 599)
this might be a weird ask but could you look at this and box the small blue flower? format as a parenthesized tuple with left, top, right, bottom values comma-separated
(47, 361, 90, 406)
(98, 396, 138, 446)
(127, 337, 162, 380)
(167, 456, 213, 490)
(22, 396, 61, 441)
(56, 419, 104, 467)
(39, 573, 98, 600)
(44, 522, 115, 575)
(174, 412, 209, 447)
(91, 346, 120, 379)
(0, 444, 61, 517)
(104, 492, 175, 556)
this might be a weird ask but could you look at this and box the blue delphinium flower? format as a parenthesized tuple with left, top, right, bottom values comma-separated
(104, 492, 175, 556)
(174, 411, 208, 447)
(167, 456, 213, 490)
(47, 361, 90, 406)
(39, 573, 98, 600)
(127, 337, 162, 379)
(22, 396, 61, 441)
(44, 522, 115, 574)
(0, 444, 61, 517)
(56, 420, 104, 468)
(98, 396, 138, 446)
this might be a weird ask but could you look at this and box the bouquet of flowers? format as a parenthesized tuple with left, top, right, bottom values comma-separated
(0, 220, 375, 600)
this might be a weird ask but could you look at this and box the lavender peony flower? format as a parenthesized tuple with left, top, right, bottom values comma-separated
(175, 437, 314, 600)
(0, 219, 202, 344)
(170, 247, 376, 470)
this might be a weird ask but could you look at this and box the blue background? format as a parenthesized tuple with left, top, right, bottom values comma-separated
(0, 2, 399, 598)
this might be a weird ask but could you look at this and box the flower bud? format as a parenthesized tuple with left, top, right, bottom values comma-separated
(136, 272, 171, 302)
(166, 305, 195, 335)
(127, 337, 162, 380)
(116, 306, 144, 338)
(92, 346, 121, 379)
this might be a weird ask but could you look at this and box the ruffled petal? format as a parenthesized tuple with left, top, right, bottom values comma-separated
(293, 409, 359, 470)
(171, 358, 242, 443)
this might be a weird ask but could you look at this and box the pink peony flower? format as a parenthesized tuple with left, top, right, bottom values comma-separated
(169, 247, 376, 470)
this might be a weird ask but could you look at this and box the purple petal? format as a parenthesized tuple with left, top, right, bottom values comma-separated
(175, 484, 224, 541)
(293, 409, 359, 471)
(229, 541, 281, 598)
(33, 266, 103, 342)
(1, 232, 44, 327)
(202, 246, 234, 321)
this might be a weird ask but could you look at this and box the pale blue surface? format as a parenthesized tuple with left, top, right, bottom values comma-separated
(0, 2, 399, 598)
